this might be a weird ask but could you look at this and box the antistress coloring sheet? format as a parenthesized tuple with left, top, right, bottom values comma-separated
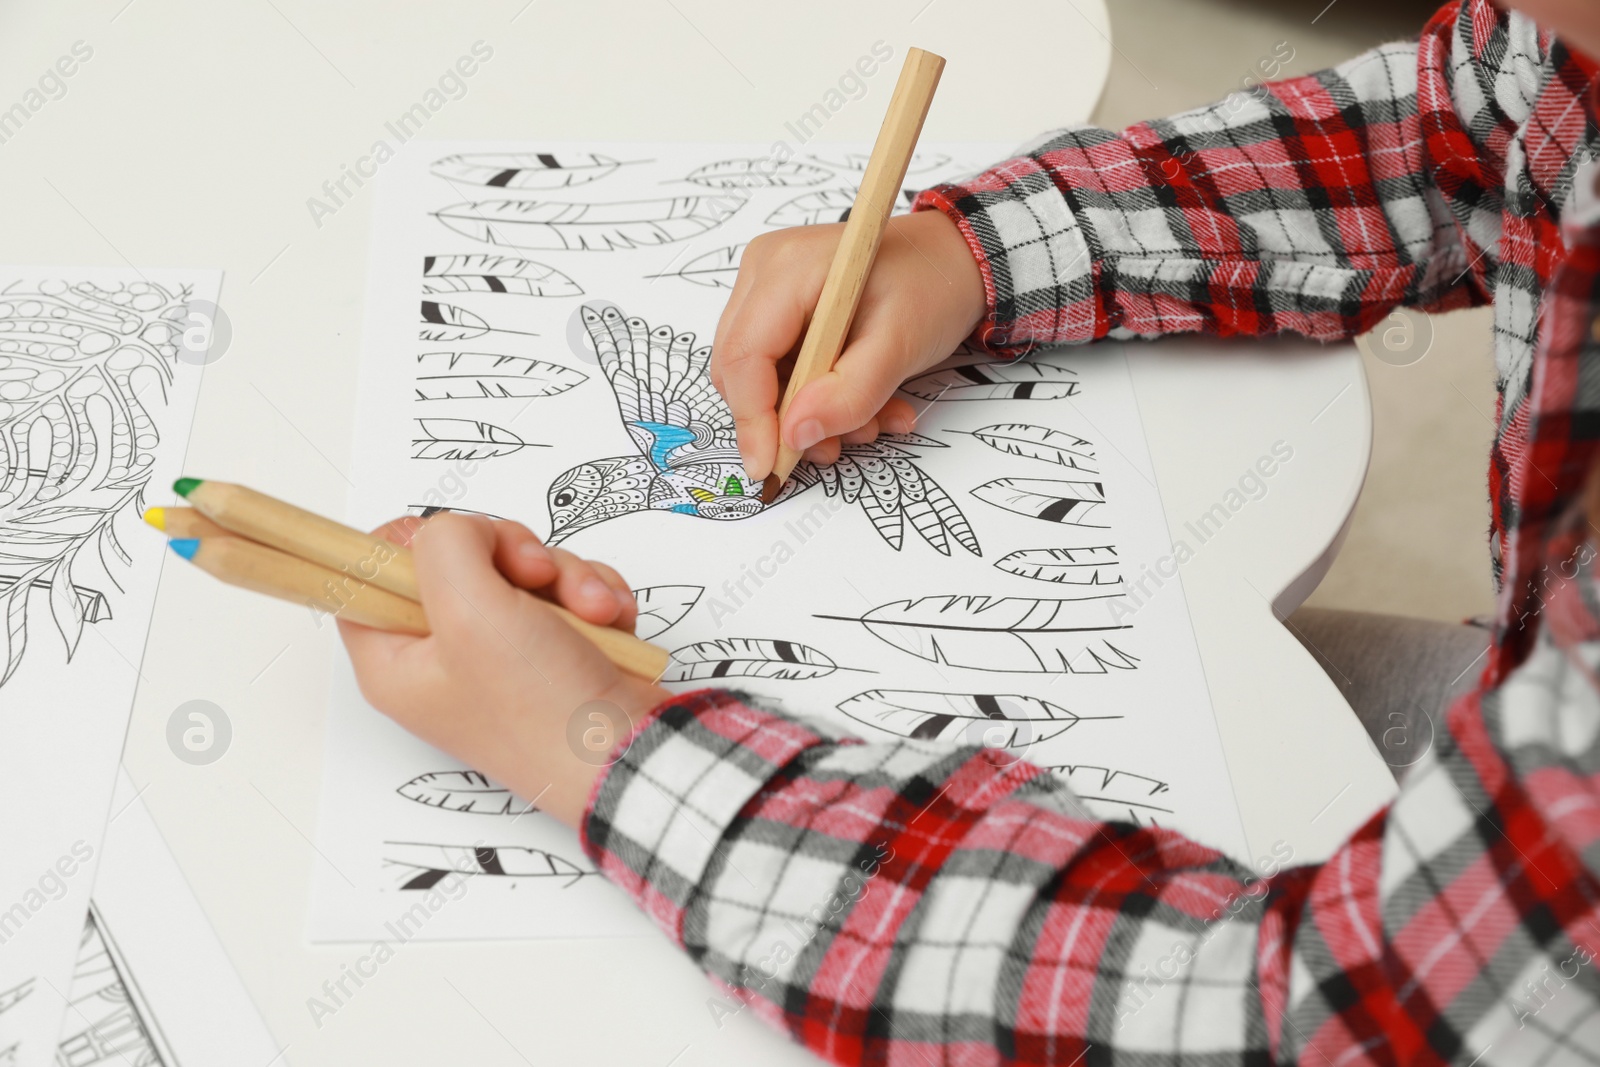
(51, 772, 281, 1067)
(310, 142, 1249, 942)
(0, 267, 222, 1067)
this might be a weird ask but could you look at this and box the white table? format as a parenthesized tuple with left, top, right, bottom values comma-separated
(2, 3, 1390, 1063)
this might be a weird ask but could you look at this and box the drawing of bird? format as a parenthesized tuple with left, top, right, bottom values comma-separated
(545, 305, 980, 555)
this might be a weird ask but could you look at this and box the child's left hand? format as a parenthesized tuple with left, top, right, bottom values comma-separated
(336, 513, 670, 829)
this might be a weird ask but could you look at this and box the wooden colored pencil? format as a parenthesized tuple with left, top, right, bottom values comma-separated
(168, 536, 430, 635)
(168, 478, 670, 680)
(144, 506, 230, 539)
(761, 46, 946, 502)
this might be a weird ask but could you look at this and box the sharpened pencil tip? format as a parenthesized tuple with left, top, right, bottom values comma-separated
(144, 507, 166, 532)
(173, 477, 201, 498)
(760, 474, 783, 504)
(168, 538, 200, 561)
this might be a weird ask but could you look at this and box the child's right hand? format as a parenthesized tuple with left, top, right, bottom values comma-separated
(711, 209, 987, 480)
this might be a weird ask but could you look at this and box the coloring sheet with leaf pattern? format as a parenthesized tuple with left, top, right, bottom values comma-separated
(0, 266, 221, 1067)
(310, 142, 1248, 941)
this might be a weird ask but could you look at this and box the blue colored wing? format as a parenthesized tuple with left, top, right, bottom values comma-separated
(580, 305, 739, 470)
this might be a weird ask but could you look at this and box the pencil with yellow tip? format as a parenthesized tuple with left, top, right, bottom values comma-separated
(161, 477, 670, 680)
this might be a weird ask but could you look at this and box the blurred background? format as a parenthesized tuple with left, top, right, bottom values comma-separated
(1100, 0, 1496, 625)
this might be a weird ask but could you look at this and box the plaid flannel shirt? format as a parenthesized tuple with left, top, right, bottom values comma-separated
(581, 3, 1600, 1063)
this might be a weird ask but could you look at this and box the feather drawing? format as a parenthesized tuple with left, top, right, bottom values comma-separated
(412, 418, 542, 460)
(683, 159, 831, 188)
(765, 187, 915, 227)
(419, 301, 538, 342)
(818, 595, 1136, 673)
(645, 243, 745, 288)
(414, 352, 587, 401)
(0, 279, 193, 685)
(837, 689, 1115, 746)
(663, 637, 842, 682)
(545, 305, 979, 557)
(962, 423, 1097, 471)
(903, 364, 1081, 402)
(973, 478, 1108, 527)
(397, 770, 527, 815)
(1042, 764, 1174, 825)
(631, 584, 702, 641)
(995, 546, 1122, 589)
(808, 150, 952, 173)
(435, 198, 734, 251)
(421, 254, 582, 298)
(430, 151, 636, 189)
(383, 842, 594, 890)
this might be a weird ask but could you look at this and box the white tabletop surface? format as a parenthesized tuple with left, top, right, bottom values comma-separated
(3, 3, 1392, 1064)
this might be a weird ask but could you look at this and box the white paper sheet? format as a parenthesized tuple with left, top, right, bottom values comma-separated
(310, 142, 1250, 942)
(51, 770, 282, 1067)
(0, 267, 222, 1067)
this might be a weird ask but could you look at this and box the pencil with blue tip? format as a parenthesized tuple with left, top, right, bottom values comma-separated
(149, 479, 670, 679)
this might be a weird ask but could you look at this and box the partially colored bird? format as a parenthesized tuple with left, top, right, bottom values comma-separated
(545, 305, 980, 555)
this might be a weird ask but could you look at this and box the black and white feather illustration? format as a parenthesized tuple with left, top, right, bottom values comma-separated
(646, 243, 745, 288)
(995, 546, 1122, 589)
(631, 584, 702, 641)
(973, 478, 1108, 527)
(435, 198, 734, 251)
(765, 188, 915, 226)
(819, 595, 1136, 673)
(808, 150, 952, 173)
(544, 305, 979, 557)
(421, 254, 582, 298)
(663, 638, 842, 681)
(412, 418, 543, 460)
(837, 689, 1114, 745)
(414, 352, 587, 401)
(1042, 764, 1174, 825)
(384, 842, 594, 890)
(430, 152, 638, 189)
(419, 301, 536, 342)
(396, 770, 527, 815)
(962, 424, 1097, 471)
(903, 364, 1080, 402)
(683, 159, 830, 188)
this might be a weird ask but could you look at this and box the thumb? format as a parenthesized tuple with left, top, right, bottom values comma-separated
(410, 513, 523, 638)
(781, 333, 913, 453)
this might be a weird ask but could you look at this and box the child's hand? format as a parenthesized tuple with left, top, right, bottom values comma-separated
(712, 210, 986, 479)
(336, 513, 669, 829)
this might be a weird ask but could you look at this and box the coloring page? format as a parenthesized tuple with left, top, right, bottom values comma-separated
(0, 267, 222, 1066)
(310, 142, 1249, 941)
(49, 771, 281, 1067)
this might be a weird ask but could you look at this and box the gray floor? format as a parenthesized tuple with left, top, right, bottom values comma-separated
(1096, 0, 1498, 624)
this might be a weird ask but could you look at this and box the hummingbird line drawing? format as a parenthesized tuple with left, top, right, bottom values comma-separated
(543, 305, 980, 555)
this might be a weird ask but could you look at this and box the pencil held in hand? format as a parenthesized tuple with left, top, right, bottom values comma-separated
(167, 535, 429, 634)
(156, 479, 670, 680)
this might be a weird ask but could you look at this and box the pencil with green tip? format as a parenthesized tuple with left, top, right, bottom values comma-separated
(163, 477, 670, 680)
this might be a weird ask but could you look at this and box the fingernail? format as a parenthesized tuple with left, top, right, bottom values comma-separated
(790, 419, 825, 452)
(580, 578, 612, 605)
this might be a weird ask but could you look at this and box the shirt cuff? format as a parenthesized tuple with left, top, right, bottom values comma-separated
(912, 151, 1101, 354)
(580, 688, 829, 946)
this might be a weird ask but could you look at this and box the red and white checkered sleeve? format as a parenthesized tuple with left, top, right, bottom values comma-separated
(913, 11, 1488, 356)
(581, 688, 1315, 1064)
